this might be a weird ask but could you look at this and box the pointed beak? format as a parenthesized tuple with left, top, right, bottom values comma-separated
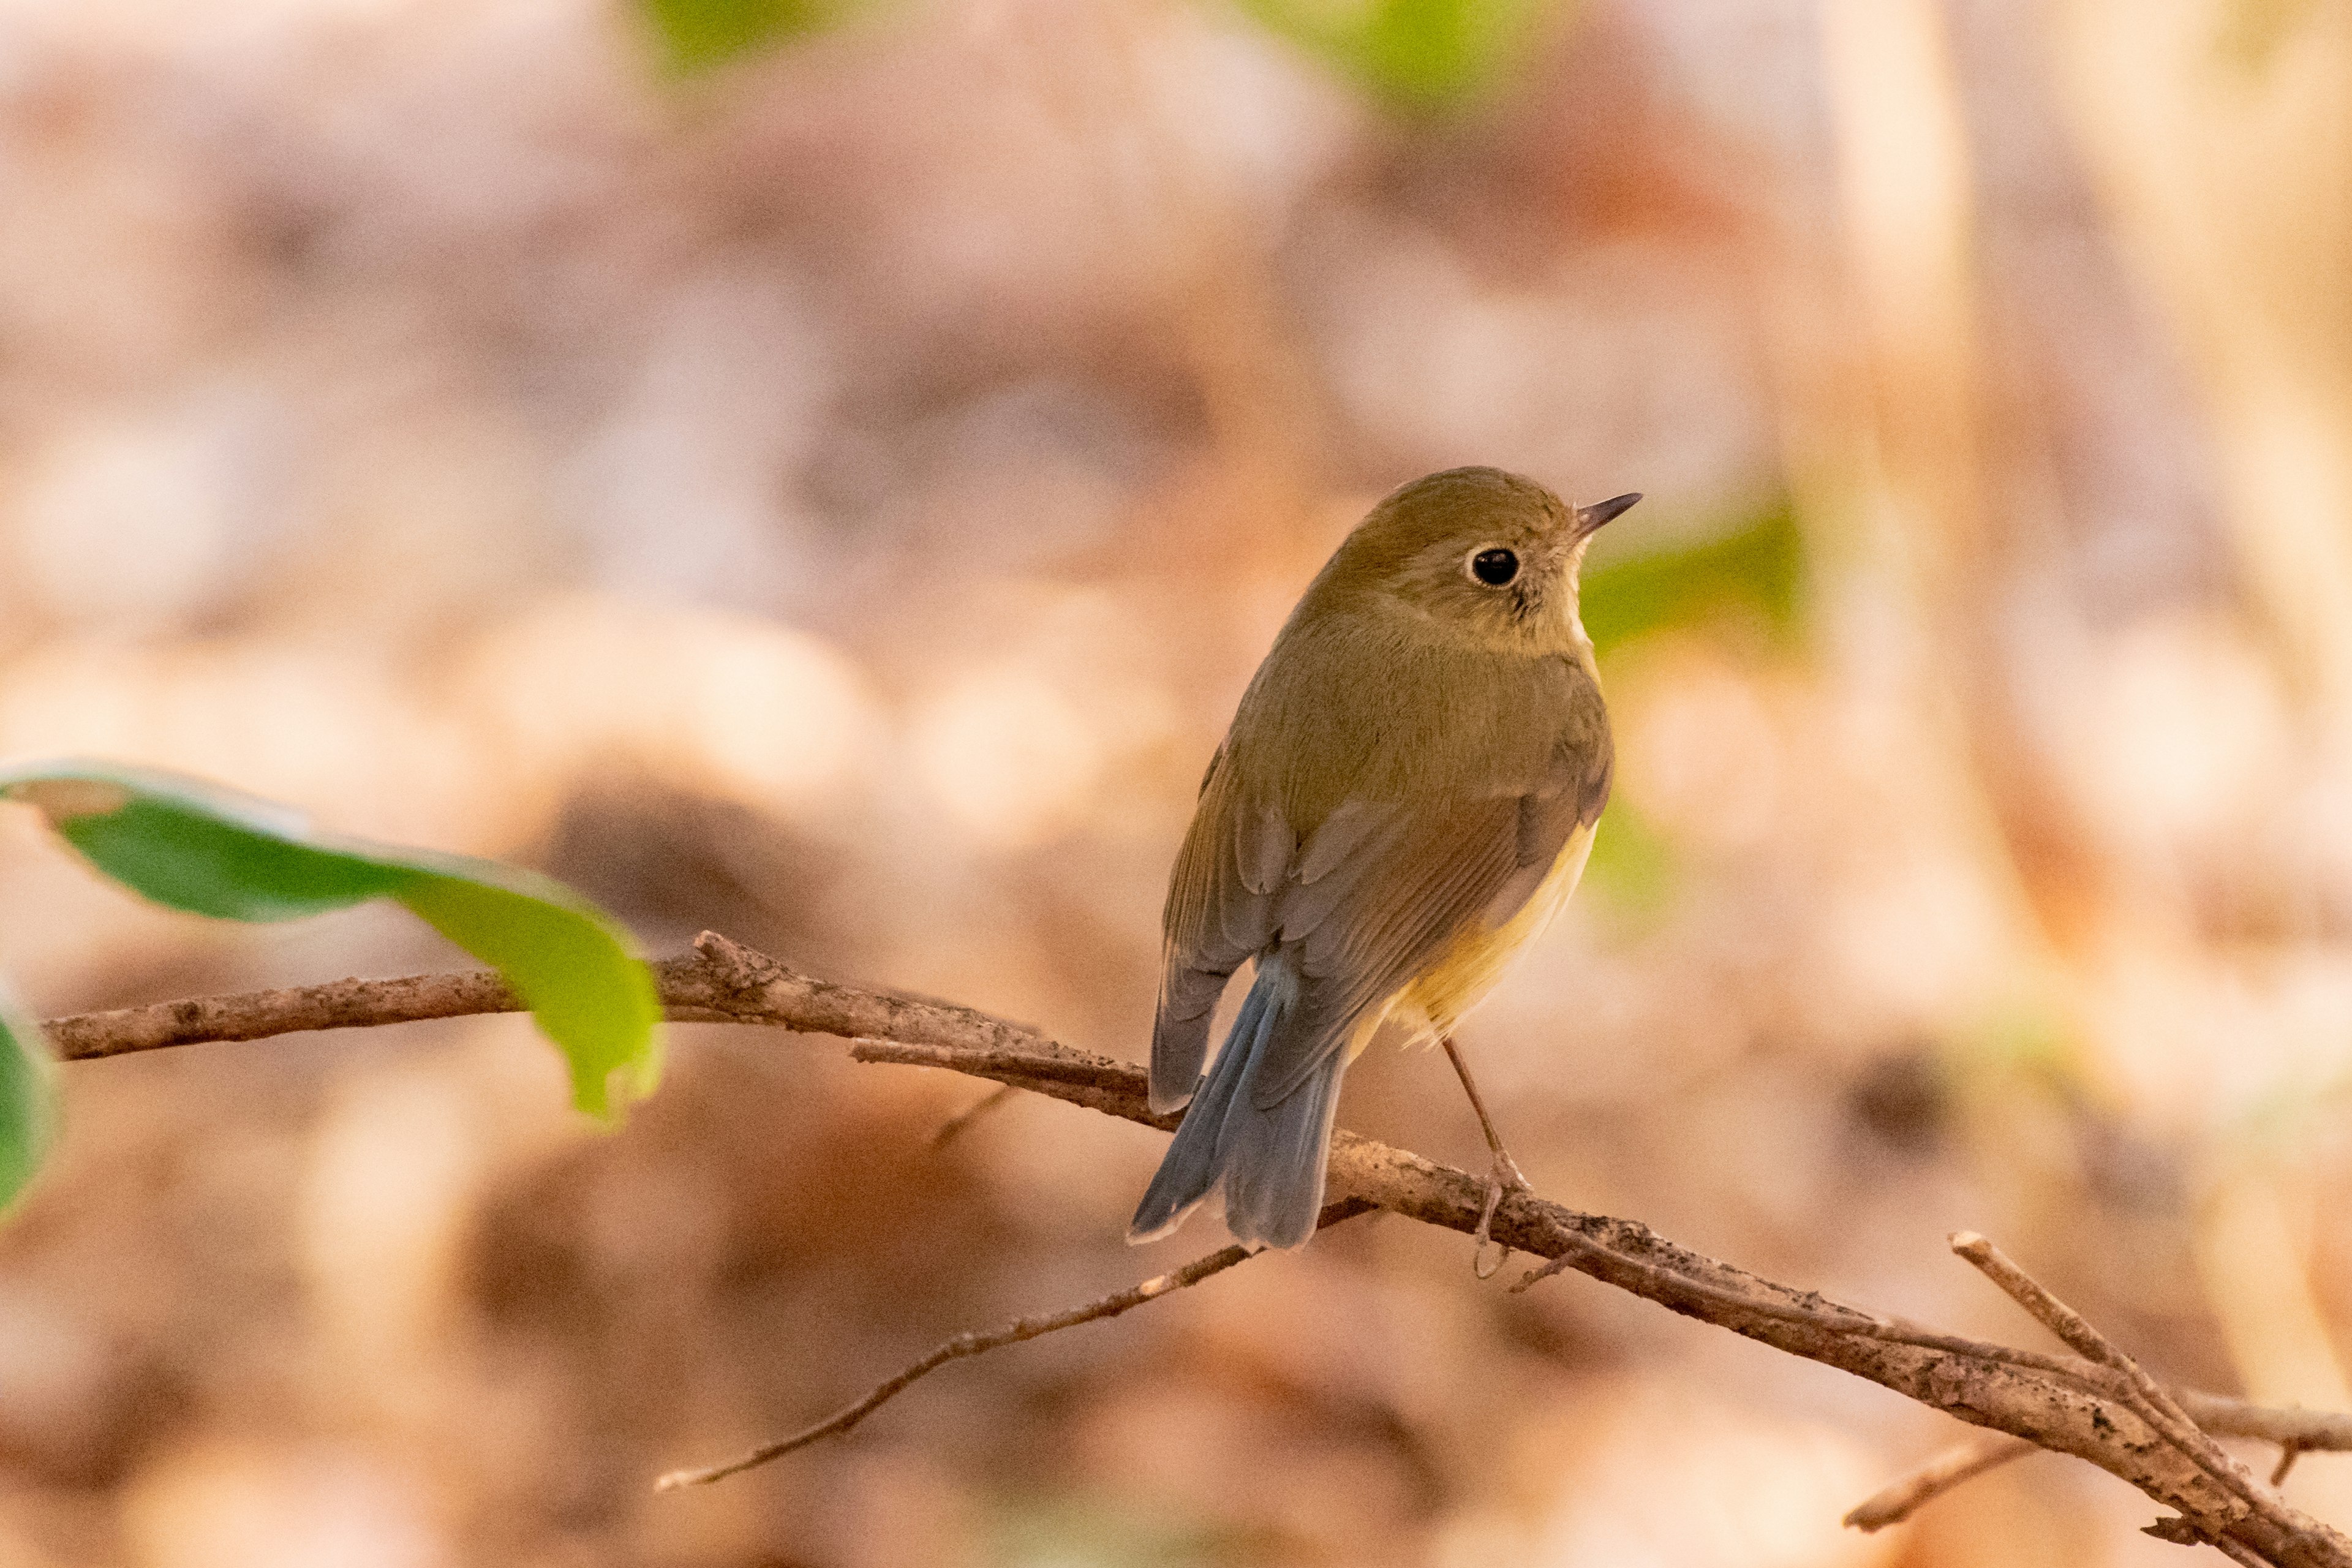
(1572, 492, 1642, 541)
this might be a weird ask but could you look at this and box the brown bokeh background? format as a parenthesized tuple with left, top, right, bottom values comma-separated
(5, 0, 2352, 1562)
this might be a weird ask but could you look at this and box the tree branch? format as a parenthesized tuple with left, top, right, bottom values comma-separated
(41, 931, 2352, 1563)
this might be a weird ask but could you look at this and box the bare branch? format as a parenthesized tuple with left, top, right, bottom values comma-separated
(655, 1198, 1374, 1489)
(44, 966, 529, 1058)
(41, 933, 2352, 1566)
(1844, 1434, 2035, 1531)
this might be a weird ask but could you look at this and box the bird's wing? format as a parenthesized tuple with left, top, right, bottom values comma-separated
(1154, 649, 1611, 1115)
(1245, 736, 1608, 1109)
(1149, 747, 1294, 1110)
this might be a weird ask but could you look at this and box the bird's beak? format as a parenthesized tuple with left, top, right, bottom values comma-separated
(1572, 492, 1642, 541)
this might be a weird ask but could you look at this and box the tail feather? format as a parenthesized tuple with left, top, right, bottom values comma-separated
(1218, 1049, 1343, 1248)
(1128, 957, 1346, 1250)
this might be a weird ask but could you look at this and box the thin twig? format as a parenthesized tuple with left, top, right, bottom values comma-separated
(929, 1083, 1017, 1150)
(654, 1198, 1373, 1489)
(1843, 1434, 2036, 1531)
(2275, 1442, 2304, 1488)
(1950, 1232, 2188, 1404)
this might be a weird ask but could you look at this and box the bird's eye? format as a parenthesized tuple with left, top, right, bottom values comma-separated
(1468, 547, 1519, 587)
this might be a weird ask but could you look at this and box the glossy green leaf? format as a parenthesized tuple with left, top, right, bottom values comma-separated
(1581, 497, 1805, 658)
(1235, 0, 1564, 113)
(0, 990, 56, 1213)
(643, 0, 850, 71)
(0, 762, 661, 1120)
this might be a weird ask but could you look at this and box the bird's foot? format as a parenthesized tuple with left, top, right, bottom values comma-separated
(1471, 1153, 1531, 1280)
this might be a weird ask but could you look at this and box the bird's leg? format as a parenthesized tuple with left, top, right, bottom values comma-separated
(1441, 1035, 1528, 1280)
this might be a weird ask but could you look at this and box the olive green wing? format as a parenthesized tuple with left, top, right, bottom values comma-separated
(1247, 686, 1611, 1110)
(1155, 646, 1610, 1116)
(1149, 745, 1410, 1112)
(1150, 748, 1293, 1112)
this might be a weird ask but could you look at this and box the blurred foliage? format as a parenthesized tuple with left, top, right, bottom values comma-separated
(1953, 992, 2084, 1099)
(637, 0, 1565, 107)
(989, 1493, 1237, 1568)
(1572, 499, 1808, 919)
(0, 763, 662, 1121)
(1582, 498, 1805, 659)
(0, 990, 54, 1215)
(1232, 0, 1563, 111)
(641, 0, 850, 72)
(1580, 797, 1676, 924)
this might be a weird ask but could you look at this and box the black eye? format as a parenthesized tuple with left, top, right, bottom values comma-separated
(1469, 547, 1518, 587)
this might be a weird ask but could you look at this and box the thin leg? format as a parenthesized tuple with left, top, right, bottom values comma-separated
(1441, 1035, 1529, 1279)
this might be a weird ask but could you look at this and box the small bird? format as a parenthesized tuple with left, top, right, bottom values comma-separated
(1129, 467, 1637, 1257)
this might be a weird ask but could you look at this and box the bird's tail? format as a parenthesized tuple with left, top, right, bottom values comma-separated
(1127, 954, 1346, 1250)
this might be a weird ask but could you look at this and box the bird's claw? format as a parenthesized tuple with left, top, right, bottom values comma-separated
(1471, 1156, 1532, 1280)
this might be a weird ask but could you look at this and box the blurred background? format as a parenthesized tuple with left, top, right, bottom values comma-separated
(1, 0, 2350, 1561)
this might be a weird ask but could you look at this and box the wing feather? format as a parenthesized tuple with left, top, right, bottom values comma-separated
(1151, 760, 1275, 1108)
(1155, 644, 1612, 1117)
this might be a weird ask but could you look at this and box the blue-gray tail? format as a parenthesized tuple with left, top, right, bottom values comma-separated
(1128, 957, 1346, 1250)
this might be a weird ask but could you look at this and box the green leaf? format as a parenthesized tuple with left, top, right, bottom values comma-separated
(397, 869, 662, 1115)
(1581, 497, 1805, 658)
(1235, 0, 1565, 113)
(0, 990, 56, 1213)
(642, 0, 851, 71)
(0, 762, 662, 1120)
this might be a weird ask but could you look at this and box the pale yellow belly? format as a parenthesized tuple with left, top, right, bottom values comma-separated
(1346, 820, 1598, 1058)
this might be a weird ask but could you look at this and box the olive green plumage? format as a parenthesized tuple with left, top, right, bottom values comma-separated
(1132, 466, 1635, 1249)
